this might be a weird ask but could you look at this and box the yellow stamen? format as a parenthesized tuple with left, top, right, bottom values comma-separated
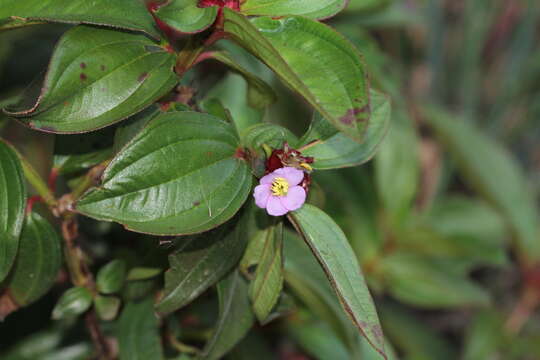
(271, 177, 289, 196)
(300, 163, 313, 172)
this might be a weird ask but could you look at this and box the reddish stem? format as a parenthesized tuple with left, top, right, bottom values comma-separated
(25, 195, 43, 214)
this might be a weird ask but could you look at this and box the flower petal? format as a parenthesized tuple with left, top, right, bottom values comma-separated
(253, 184, 271, 209)
(280, 186, 306, 211)
(274, 167, 304, 186)
(260, 173, 277, 185)
(266, 196, 289, 216)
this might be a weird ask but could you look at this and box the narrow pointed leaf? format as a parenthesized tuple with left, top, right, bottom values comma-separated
(156, 219, 248, 315)
(0, 141, 26, 283)
(289, 204, 386, 358)
(223, 10, 370, 143)
(0, 0, 160, 38)
(201, 271, 255, 360)
(241, 0, 348, 19)
(249, 222, 284, 323)
(5, 26, 177, 133)
(7, 212, 62, 306)
(76, 111, 252, 235)
(118, 299, 164, 360)
(154, 0, 218, 34)
(300, 90, 391, 170)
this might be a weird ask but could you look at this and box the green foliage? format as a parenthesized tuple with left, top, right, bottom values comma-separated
(0, 141, 26, 282)
(1, 1, 538, 359)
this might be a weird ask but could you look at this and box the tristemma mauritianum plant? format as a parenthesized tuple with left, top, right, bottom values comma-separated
(0, 0, 389, 359)
(11, 0, 540, 360)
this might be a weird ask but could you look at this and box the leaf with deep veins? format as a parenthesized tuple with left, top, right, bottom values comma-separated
(76, 111, 252, 236)
(289, 204, 386, 359)
(223, 9, 370, 143)
(241, 0, 348, 19)
(4, 26, 177, 134)
(0, 0, 160, 38)
(0, 141, 26, 283)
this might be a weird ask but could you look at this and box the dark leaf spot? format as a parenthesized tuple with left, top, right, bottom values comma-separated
(80, 73, 87, 81)
(138, 72, 149, 82)
(193, 201, 201, 206)
(100, 65, 106, 71)
(80, 62, 86, 69)
(339, 105, 370, 125)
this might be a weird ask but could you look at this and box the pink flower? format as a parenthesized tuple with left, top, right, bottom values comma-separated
(253, 167, 307, 216)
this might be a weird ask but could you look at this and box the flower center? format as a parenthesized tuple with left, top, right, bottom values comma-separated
(271, 177, 289, 197)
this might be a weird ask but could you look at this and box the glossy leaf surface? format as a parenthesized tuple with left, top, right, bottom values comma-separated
(290, 204, 386, 358)
(156, 219, 247, 315)
(5, 26, 177, 133)
(224, 10, 370, 143)
(241, 0, 347, 19)
(7, 212, 62, 306)
(301, 90, 391, 170)
(154, 0, 218, 34)
(77, 111, 252, 235)
(0, 0, 160, 38)
(0, 141, 26, 282)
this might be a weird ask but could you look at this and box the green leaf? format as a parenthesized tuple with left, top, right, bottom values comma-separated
(284, 229, 358, 350)
(241, 0, 348, 19)
(94, 295, 121, 321)
(375, 115, 419, 226)
(5, 26, 177, 133)
(7, 212, 62, 306)
(300, 90, 391, 170)
(223, 10, 370, 143)
(0, 140, 26, 282)
(154, 0, 218, 34)
(462, 310, 504, 360)
(96, 259, 127, 295)
(113, 105, 162, 154)
(127, 267, 163, 281)
(118, 299, 164, 360)
(289, 204, 386, 358)
(424, 106, 540, 265)
(208, 51, 277, 110)
(54, 148, 112, 176)
(52, 287, 93, 320)
(380, 253, 491, 308)
(0, 0, 160, 38)
(156, 216, 248, 315)
(242, 123, 298, 150)
(249, 222, 284, 324)
(201, 271, 255, 360)
(76, 111, 252, 235)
